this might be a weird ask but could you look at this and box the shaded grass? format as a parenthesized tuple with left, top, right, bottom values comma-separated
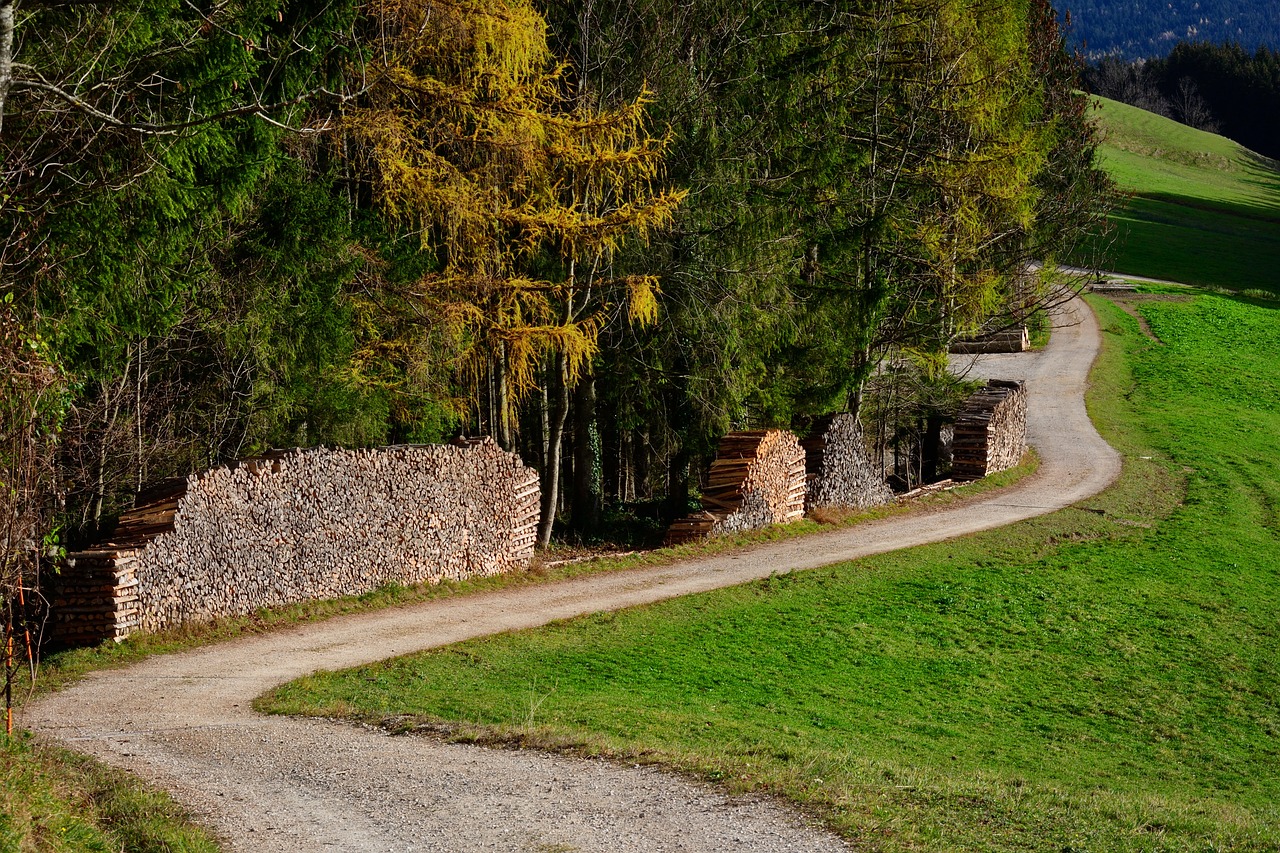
(260, 293, 1280, 852)
(1106, 197, 1280, 291)
(0, 732, 219, 853)
(1087, 96, 1280, 293)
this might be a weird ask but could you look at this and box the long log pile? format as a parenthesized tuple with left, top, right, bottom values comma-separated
(949, 326, 1029, 354)
(666, 430, 806, 545)
(951, 380, 1028, 480)
(53, 440, 538, 643)
(802, 414, 894, 511)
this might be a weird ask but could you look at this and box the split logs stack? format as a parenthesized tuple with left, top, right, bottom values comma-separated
(46, 550, 140, 645)
(666, 430, 806, 545)
(949, 326, 1029, 354)
(802, 414, 894, 511)
(951, 380, 1028, 480)
(52, 440, 539, 643)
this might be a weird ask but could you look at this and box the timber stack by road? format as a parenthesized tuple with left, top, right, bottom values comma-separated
(666, 429, 807, 544)
(50, 440, 539, 643)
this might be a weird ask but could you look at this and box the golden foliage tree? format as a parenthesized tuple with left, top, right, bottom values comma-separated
(343, 0, 684, 543)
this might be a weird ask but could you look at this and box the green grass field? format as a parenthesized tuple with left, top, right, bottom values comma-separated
(1091, 96, 1280, 292)
(1, 734, 218, 853)
(262, 292, 1280, 851)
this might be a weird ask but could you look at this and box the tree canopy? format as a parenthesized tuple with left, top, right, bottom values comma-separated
(0, 0, 1113, 556)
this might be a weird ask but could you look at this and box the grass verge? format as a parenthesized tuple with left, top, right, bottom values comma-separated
(259, 292, 1280, 852)
(1, 732, 219, 853)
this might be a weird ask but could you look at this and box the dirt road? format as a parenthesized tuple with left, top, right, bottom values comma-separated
(24, 296, 1120, 852)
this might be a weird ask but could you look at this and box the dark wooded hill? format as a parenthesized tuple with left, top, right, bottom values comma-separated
(1061, 0, 1279, 60)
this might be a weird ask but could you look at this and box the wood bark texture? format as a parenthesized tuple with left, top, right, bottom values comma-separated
(802, 414, 894, 511)
(666, 430, 806, 545)
(51, 440, 539, 643)
(951, 380, 1028, 480)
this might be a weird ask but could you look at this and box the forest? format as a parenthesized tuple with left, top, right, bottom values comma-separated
(1060, 0, 1280, 61)
(1, 0, 1113, 638)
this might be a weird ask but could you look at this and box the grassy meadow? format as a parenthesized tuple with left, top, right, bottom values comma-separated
(262, 290, 1280, 851)
(255, 100, 1280, 853)
(1091, 95, 1280, 292)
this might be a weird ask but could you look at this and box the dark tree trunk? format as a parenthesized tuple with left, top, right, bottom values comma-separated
(922, 415, 943, 484)
(571, 375, 600, 537)
(537, 353, 570, 548)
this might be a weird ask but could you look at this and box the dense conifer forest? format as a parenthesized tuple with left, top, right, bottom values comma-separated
(2, 0, 1114, 649)
(1061, 0, 1280, 60)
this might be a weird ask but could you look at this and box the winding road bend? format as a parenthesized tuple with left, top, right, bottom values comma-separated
(25, 296, 1121, 853)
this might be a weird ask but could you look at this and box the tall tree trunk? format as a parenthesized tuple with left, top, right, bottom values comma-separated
(486, 357, 497, 440)
(635, 428, 651, 500)
(571, 374, 599, 538)
(496, 342, 512, 451)
(539, 366, 550, 470)
(0, 0, 14, 136)
(537, 352, 571, 548)
(616, 426, 630, 502)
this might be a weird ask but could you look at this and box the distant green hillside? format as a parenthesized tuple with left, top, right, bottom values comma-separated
(1091, 95, 1280, 291)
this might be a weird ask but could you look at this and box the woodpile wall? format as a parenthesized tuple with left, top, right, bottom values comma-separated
(51, 440, 538, 643)
(802, 414, 894, 511)
(666, 430, 806, 544)
(951, 380, 1028, 480)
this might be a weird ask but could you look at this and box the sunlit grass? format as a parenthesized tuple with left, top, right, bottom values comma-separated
(1088, 96, 1280, 292)
(1, 732, 219, 853)
(261, 293, 1280, 851)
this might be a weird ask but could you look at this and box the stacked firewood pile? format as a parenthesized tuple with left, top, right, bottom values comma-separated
(949, 325, 1029, 354)
(47, 550, 140, 646)
(54, 440, 539, 642)
(951, 380, 1028, 480)
(666, 430, 806, 545)
(802, 414, 894, 510)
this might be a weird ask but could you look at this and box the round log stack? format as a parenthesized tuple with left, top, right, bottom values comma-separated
(802, 414, 894, 511)
(951, 380, 1028, 480)
(52, 440, 539, 642)
(666, 430, 806, 545)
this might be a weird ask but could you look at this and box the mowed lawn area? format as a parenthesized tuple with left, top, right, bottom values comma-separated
(1092, 96, 1280, 292)
(261, 290, 1280, 852)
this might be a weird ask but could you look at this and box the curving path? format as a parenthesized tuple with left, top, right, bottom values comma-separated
(24, 296, 1120, 853)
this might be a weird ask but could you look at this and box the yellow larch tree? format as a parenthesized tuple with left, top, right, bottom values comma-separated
(341, 0, 685, 544)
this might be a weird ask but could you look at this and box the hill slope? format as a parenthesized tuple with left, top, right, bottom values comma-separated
(1091, 95, 1280, 291)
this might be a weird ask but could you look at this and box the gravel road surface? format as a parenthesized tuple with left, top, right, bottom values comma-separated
(24, 296, 1120, 852)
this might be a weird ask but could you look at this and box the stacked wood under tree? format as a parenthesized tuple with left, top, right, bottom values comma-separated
(666, 430, 806, 545)
(951, 380, 1028, 480)
(802, 414, 894, 511)
(51, 440, 539, 643)
(949, 325, 1030, 354)
(46, 551, 140, 646)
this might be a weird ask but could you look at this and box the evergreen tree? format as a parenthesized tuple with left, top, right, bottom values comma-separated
(339, 0, 684, 543)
